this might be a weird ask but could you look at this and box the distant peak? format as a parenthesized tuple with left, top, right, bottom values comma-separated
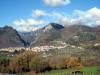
(49, 23, 64, 29)
(3, 26, 14, 30)
(43, 23, 64, 32)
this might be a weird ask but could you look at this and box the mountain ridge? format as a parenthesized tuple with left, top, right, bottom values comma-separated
(0, 23, 100, 48)
(0, 26, 26, 48)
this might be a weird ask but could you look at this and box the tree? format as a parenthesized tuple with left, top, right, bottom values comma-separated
(29, 55, 49, 73)
(9, 51, 37, 73)
(66, 57, 83, 69)
(0, 56, 10, 73)
(48, 56, 66, 69)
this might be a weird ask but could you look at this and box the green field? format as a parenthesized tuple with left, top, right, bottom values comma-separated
(17, 67, 100, 75)
(39, 66, 100, 75)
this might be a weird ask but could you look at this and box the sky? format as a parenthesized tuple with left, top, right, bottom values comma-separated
(0, 0, 100, 32)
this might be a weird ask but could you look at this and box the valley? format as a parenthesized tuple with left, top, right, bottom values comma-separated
(0, 23, 100, 75)
(0, 0, 100, 74)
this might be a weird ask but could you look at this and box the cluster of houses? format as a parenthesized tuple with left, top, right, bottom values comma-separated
(0, 47, 25, 52)
(0, 42, 99, 53)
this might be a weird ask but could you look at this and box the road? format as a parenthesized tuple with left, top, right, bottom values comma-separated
(0, 73, 16, 75)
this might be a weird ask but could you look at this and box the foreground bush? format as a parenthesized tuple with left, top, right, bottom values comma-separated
(0, 51, 84, 74)
(9, 51, 37, 73)
(9, 51, 51, 73)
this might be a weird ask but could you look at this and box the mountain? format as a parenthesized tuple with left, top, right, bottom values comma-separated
(0, 24, 99, 46)
(19, 32, 36, 46)
(30, 24, 100, 66)
(42, 23, 64, 32)
(0, 26, 26, 48)
(29, 23, 100, 47)
(0, 24, 100, 66)
(60, 25, 97, 44)
(30, 23, 64, 47)
(19, 23, 100, 48)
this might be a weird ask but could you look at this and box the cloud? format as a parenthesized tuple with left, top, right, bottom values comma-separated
(43, 0, 71, 7)
(32, 9, 63, 19)
(32, 9, 47, 18)
(14, 19, 47, 26)
(13, 10, 65, 32)
(59, 17, 83, 26)
(31, 10, 84, 26)
(59, 7, 100, 26)
(13, 7, 100, 32)
(74, 7, 100, 26)
(59, 17, 71, 25)
(13, 19, 48, 32)
(96, 21, 100, 25)
(51, 11, 64, 18)
(14, 26, 39, 32)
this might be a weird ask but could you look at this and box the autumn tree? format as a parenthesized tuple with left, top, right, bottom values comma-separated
(66, 56, 83, 69)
